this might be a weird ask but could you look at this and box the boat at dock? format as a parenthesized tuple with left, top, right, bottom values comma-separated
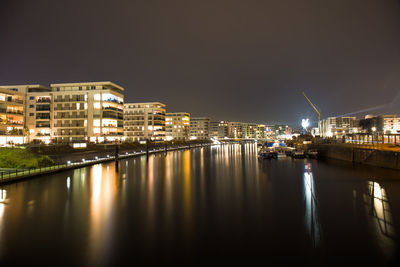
(258, 147, 277, 159)
(306, 150, 318, 159)
(291, 149, 306, 159)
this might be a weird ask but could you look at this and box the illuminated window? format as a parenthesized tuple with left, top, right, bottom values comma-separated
(93, 128, 100, 134)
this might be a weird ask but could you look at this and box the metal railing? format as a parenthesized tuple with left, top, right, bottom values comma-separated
(0, 143, 213, 184)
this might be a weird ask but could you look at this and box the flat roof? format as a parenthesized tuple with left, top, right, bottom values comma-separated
(0, 84, 51, 89)
(0, 86, 24, 96)
(124, 102, 166, 107)
(50, 81, 124, 91)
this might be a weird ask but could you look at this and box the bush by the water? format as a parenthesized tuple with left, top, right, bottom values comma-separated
(0, 148, 55, 169)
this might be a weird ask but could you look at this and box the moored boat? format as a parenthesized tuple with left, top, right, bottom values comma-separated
(306, 150, 318, 159)
(291, 149, 306, 159)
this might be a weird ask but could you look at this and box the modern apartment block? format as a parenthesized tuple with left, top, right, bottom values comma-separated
(2, 82, 124, 144)
(190, 117, 210, 140)
(266, 125, 292, 138)
(241, 123, 267, 139)
(210, 121, 228, 139)
(124, 102, 166, 142)
(166, 112, 190, 141)
(228, 122, 243, 139)
(320, 117, 358, 137)
(51, 82, 124, 143)
(0, 87, 25, 145)
(4, 84, 54, 144)
(378, 115, 400, 134)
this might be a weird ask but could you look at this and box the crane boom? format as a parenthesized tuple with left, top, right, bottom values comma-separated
(302, 92, 320, 121)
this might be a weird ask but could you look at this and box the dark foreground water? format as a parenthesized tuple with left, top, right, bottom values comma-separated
(0, 144, 399, 266)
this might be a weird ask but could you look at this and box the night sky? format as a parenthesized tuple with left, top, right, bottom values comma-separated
(1, 0, 400, 126)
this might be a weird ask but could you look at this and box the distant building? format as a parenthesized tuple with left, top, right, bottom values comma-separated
(266, 125, 292, 139)
(320, 116, 358, 138)
(210, 121, 228, 139)
(166, 112, 190, 141)
(190, 117, 210, 140)
(228, 122, 243, 139)
(360, 115, 400, 135)
(241, 123, 266, 139)
(0, 87, 25, 145)
(124, 102, 166, 142)
(378, 115, 400, 134)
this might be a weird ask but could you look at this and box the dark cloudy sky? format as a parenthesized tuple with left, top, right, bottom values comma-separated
(1, 0, 400, 126)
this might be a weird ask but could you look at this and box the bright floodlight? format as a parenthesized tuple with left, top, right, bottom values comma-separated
(301, 118, 310, 130)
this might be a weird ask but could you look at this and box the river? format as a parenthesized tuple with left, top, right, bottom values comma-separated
(0, 143, 399, 266)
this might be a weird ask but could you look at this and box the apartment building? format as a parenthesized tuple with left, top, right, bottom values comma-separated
(166, 112, 190, 141)
(0, 87, 25, 145)
(378, 115, 400, 134)
(320, 117, 358, 137)
(51, 82, 124, 143)
(210, 121, 228, 139)
(241, 123, 267, 139)
(124, 102, 166, 142)
(190, 117, 210, 140)
(2, 84, 55, 143)
(228, 122, 243, 139)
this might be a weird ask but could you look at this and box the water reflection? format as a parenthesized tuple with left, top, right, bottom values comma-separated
(0, 145, 399, 265)
(363, 181, 397, 262)
(89, 164, 117, 266)
(364, 181, 395, 238)
(303, 163, 322, 249)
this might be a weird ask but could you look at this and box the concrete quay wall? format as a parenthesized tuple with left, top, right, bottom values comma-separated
(315, 145, 400, 170)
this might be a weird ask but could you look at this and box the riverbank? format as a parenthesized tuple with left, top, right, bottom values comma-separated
(28, 140, 212, 164)
(314, 144, 400, 170)
(0, 147, 54, 169)
(0, 142, 213, 185)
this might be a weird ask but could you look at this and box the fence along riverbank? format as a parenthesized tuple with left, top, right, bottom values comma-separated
(0, 143, 212, 185)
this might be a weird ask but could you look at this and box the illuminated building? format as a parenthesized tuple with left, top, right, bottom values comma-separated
(378, 115, 400, 134)
(50, 82, 124, 143)
(0, 87, 25, 145)
(190, 117, 210, 140)
(124, 102, 166, 142)
(166, 112, 190, 141)
(266, 125, 292, 139)
(210, 121, 228, 139)
(227, 122, 243, 139)
(2, 84, 53, 144)
(320, 116, 358, 138)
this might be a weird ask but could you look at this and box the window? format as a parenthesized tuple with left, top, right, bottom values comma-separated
(29, 104, 34, 108)
(79, 86, 82, 91)
(29, 96, 34, 100)
(29, 113, 34, 116)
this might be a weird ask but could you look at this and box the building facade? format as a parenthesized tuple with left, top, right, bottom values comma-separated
(51, 82, 124, 143)
(320, 116, 358, 138)
(210, 121, 228, 139)
(0, 87, 25, 145)
(3, 82, 124, 144)
(190, 117, 210, 140)
(166, 112, 190, 141)
(124, 102, 166, 142)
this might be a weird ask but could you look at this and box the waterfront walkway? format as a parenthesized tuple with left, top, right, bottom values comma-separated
(0, 143, 211, 185)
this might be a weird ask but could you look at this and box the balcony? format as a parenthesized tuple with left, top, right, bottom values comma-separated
(6, 99, 23, 105)
(36, 98, 51, 103)
(103, 106, 123, 112)
(103, 98, 123, 105)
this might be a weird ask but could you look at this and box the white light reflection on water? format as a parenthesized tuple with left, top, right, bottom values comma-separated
(88, 163, 117, 266)
(303, 163, 321, 249)
(363, 181, 397, 261)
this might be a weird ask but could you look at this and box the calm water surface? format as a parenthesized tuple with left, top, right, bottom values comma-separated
(0, 144, 399, 266)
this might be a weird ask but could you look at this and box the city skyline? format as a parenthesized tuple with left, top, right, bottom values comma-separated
(1, 0, 400, 125)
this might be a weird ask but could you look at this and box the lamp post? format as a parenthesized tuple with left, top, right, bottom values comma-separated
(371, 127, 376, 149)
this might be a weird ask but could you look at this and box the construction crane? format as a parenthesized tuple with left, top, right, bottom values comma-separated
(302, 92, 321, 131)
